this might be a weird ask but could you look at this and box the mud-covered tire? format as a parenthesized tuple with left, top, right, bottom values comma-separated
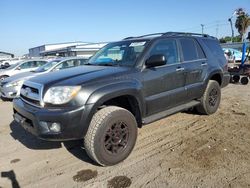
(196, 80, 221, 115)
(84, 106, 138, 166)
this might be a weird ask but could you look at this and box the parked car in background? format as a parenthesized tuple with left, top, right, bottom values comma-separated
(0, 59, 48, 81)
(0, 58, 24, 67)
(0, 62, 11, 69)
(0, 57, 88, 99)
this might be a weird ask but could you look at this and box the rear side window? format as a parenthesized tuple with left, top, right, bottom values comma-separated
(196, 42, 206, 59)
(202, 39, 224, 57)
(179, 38, 197, 61)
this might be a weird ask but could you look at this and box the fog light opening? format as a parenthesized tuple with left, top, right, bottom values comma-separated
(49, 122, 61, 133)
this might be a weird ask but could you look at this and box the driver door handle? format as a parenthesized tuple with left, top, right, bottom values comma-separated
(201, 62, 207, 66)
(176, 67, 185, 72)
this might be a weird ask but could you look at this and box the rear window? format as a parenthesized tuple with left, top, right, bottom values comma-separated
(202, 39, 224, 57)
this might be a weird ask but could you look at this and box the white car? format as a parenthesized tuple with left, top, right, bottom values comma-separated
(0, 57, 88, 99)
(0, 58, 24, 67)
(0, 59, 48, 81)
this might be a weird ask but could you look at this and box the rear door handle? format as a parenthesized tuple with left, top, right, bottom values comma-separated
(176, 67, 185, 72)
(201, 62, 207, 66)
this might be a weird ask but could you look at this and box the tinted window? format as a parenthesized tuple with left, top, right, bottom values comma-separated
(202, 39, 224, 57)
(180, 38, 197, 61)
(54, 59, 78, 70)
(36, 61, 47, 66)
(196, 42, 206, 59)
(149, 39, 179, 65)
(19, 61, 36, 69)
(77, 59, 88, 65)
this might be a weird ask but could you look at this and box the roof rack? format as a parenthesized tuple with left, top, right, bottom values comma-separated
(123, 33, 165, 40)
(123, 32, 215, 40)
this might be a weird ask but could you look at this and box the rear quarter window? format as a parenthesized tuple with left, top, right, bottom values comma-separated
(179, 38, 205, 61)
(202, 39, 224, 57)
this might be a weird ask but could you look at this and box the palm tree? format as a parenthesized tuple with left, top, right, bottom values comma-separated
(235, 8, 250, 41)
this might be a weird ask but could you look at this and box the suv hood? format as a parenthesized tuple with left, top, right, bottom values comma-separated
(28, 66, 133, 87)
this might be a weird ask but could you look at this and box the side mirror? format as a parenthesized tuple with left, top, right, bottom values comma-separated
(145, 54, 166, 68)
(16, 67, 21, 70)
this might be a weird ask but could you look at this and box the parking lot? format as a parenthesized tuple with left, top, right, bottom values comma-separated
(0, 83, 249, 188)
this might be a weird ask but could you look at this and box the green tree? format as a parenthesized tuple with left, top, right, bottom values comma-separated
(219, 36, 241, 43)
(235, 8, 250, 41)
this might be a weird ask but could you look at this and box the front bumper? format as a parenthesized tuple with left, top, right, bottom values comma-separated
(221, 72, 230, 88)
(13, 98, 91, 141)
(0, 85, 21, 99)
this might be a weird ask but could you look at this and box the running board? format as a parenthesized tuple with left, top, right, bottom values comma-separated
(142, 100, 200, 124)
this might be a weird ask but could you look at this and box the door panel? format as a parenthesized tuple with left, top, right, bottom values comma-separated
(143, 64, 186, 115)
(178, 38, 207, 100)
(182, 60, 207, 99)
(142, 38, 187, 116)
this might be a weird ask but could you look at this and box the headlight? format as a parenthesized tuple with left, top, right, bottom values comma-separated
(43, 86, 81, 105)
(5, 80, 24, 88)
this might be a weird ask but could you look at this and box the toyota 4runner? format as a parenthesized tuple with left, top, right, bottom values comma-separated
(13, 32, 230, 166)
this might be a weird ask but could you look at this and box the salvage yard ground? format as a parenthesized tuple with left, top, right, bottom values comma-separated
(0, 83, 250, 188)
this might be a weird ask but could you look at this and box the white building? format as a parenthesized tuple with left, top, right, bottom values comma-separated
(0, 51, 14, 60)
(29, 42, 88, 57)
(38, 42, 108, 58)
(29, 42, 107, 58)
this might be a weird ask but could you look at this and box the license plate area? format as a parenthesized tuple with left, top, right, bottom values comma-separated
(13, 112, 34, 127)
(14, 113, 25, 124)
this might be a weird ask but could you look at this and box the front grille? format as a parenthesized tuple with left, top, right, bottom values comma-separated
(20, 94, 41, 106)
(20, 81, 43, 107)
(22, 84, 39, 94)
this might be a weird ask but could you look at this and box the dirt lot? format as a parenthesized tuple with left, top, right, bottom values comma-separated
(0, 83, 250, 188)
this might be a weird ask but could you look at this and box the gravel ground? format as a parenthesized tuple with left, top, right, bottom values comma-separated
(0, 83, 250, 188)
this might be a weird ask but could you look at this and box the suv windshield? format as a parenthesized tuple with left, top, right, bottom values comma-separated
(34, 60, 60, 73)
(88, 40, 148, 67)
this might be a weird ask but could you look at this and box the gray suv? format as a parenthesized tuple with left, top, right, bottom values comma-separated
(13, 32, 230, 166)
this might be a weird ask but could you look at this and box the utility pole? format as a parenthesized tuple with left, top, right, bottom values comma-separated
(216, 21, 219, 38)
(228, 18, 234, 43)
(201, 24, 204, 34)
(228, 10, 237, 43)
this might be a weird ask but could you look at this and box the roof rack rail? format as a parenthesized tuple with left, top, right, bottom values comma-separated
(123, 33, 165, 40)
(123, 32, 215, 40)
(163, 32, 213, 38)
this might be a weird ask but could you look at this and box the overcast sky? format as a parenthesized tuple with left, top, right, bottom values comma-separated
(1, 0, 250, 56)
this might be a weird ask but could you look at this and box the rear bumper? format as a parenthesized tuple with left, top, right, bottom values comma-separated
(221, 72, 230, 88)
(13, 98, 92, 141)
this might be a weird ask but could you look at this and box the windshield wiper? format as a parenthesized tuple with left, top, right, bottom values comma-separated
(83, 63, 92, 65)
(98, 63, 117, 66)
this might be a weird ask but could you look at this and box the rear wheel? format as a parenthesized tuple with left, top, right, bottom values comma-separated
(84, 106, 138, 166)
(196, 80, 221, 115)
(240, 77, 249, 85)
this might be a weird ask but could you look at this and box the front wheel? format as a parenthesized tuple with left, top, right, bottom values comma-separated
(84, 106, 138, 166)
(0, 75, 9, 81)
(196, 80, 221, 115)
